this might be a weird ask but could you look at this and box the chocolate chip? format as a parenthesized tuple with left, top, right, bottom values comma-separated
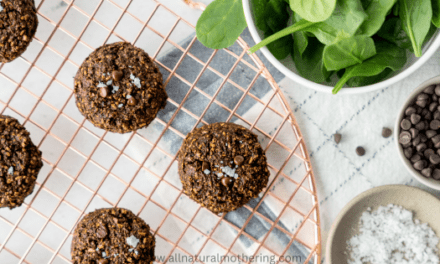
(429, 102, 439, 112)
(430, 154, 440, 164)
(401, 119, 412, 130)
(433, 169, 440, 180)
(418, 93, 430, 101)
(234, 155, 244, 166)
(416, 143, 427, 152)
(98, 259, 109, 264)
(424, 85, 435, 94)
(96, 224, 108, 239)
(425, 111, 432, 120)
(410, 128, 420, 138)
(435, 85, 440, 96)
(434, 94, 439, 101)
(416, 99, 428, 108)
(221, 177, 233, 187)
(435, 141, 440, 149)
(434, 111, 440, 120)
(412, 135, 421, 146)
(422, 167, 433, 177)
(334, 133, 342, 144)
(411, 154, 422, 163)
(405, 106, 417, 116)
(414, 160, 426, 171)
(356, 146, 365, 156)
(399, 131, 412, 145)
(404, 148, 413, 159)
(426, 130, 436, 138)
(99, 86, 109, 97)
(415, 121, 426, 130)
(424, 149, 435, 159)
(127, 96, 137, 106)
(410, 114, 421, 124)
(431, 119, 440, 130)
(202, 161, 210, 171)
(112, 70, 123, 81)
(420, 133, 428, 143)
(382, 128, 392, 138)
(432, 135, 440, 145)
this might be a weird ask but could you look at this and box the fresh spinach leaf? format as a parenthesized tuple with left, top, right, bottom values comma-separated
(323, 35, 377, 71)
(399, 0, 432, 57)
(267, 0, 290, 32)
(376, 17, 412, 49)
(432, 0, 440, 27)
(293, 37, 331, 83)
(250, 0, 368, 53)
(196, 0, 247, 49)
(347, 68, 393, 86)
(357, 0, 397, 36)
(265, 30, 293, 60)
(251, 0, 270, 32)
(304, 0, 368, 44)
(293, 13, 309, 57)
(248, 19, 315, 53)
(289, 0, 337, 22)
(332, 41, 407, 94)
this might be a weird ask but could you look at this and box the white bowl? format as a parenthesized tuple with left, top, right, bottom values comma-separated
(242, 0, 440, 94)
(395, 76, 440, 190)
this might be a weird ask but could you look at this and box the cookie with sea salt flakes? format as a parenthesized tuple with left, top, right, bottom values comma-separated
(177, 122, 270, 214)
(74, 42, 167, 134)
(0, 114, 43, 209)
(71, 208, 155, 264)
(0, 0, 38, 63)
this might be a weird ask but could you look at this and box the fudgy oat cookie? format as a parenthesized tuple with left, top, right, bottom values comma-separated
(74, 42, 167, 134)
(71, 208, 155, 264)
(178, 122, 270, 214)
(0, 115, 42, 209)
(0, 0, 38, 63)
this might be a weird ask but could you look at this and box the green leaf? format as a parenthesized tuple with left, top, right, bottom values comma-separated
(399, 0, 432, 57)
(357, 0, 397, 36)
(303, 0, 368, 44)
(196, 0, 247, 49)
(432, 0, 440, 27)
(248, 19, 315, 53)
(347, 68, 393, 86)
(265, 31, 293, 60)
(293, 37, 331, 83)
(376, 17, 412, 49)
(323, 35, 377, 71)
(251, 0, 270, 32)
(289, 0, 337, 22)
(292, 13, 309, 57)
(267, 0, 290, 32)
(332, 41, 407, 94)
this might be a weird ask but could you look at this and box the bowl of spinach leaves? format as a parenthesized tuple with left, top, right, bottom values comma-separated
(195, 0, 440, 94)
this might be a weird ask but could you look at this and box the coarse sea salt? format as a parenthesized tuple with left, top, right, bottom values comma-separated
(347, 204, 439, 264)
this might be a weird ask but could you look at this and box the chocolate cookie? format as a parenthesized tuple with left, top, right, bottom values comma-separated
(0, 0, 38, 63)
(74, 42, 167, 134)
(71, 208, 155, 264)
(178, 122, 270, 214)
(0, 115, 42, 209)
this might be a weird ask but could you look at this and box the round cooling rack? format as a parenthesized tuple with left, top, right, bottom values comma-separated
(0, 0, 321, 263)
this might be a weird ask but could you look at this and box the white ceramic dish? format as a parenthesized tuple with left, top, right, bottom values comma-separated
(242, 0, 440, 95)
(395, 75, 440, 190)
(326, 185, 440, 264)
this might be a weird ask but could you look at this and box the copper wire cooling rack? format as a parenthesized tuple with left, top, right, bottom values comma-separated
(0, 0, 321, 263)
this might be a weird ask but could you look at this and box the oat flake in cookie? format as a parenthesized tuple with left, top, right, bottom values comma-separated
(71, 208, 155, 264)
(0, 115, 43, 209)
(0, 0, 38, 63)
(178, 122, 270, 214)
(74, 42, 167, 133)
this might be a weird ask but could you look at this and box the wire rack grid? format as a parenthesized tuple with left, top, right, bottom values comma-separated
(0, 0, 321, 263)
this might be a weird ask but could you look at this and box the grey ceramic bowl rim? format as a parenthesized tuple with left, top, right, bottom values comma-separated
(395, 75, 440, 191)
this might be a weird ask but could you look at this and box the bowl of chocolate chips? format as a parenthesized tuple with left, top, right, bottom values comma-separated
(396, 76, 440, 190)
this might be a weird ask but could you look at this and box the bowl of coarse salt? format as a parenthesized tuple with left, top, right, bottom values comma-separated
(326, 185, 440, 264)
